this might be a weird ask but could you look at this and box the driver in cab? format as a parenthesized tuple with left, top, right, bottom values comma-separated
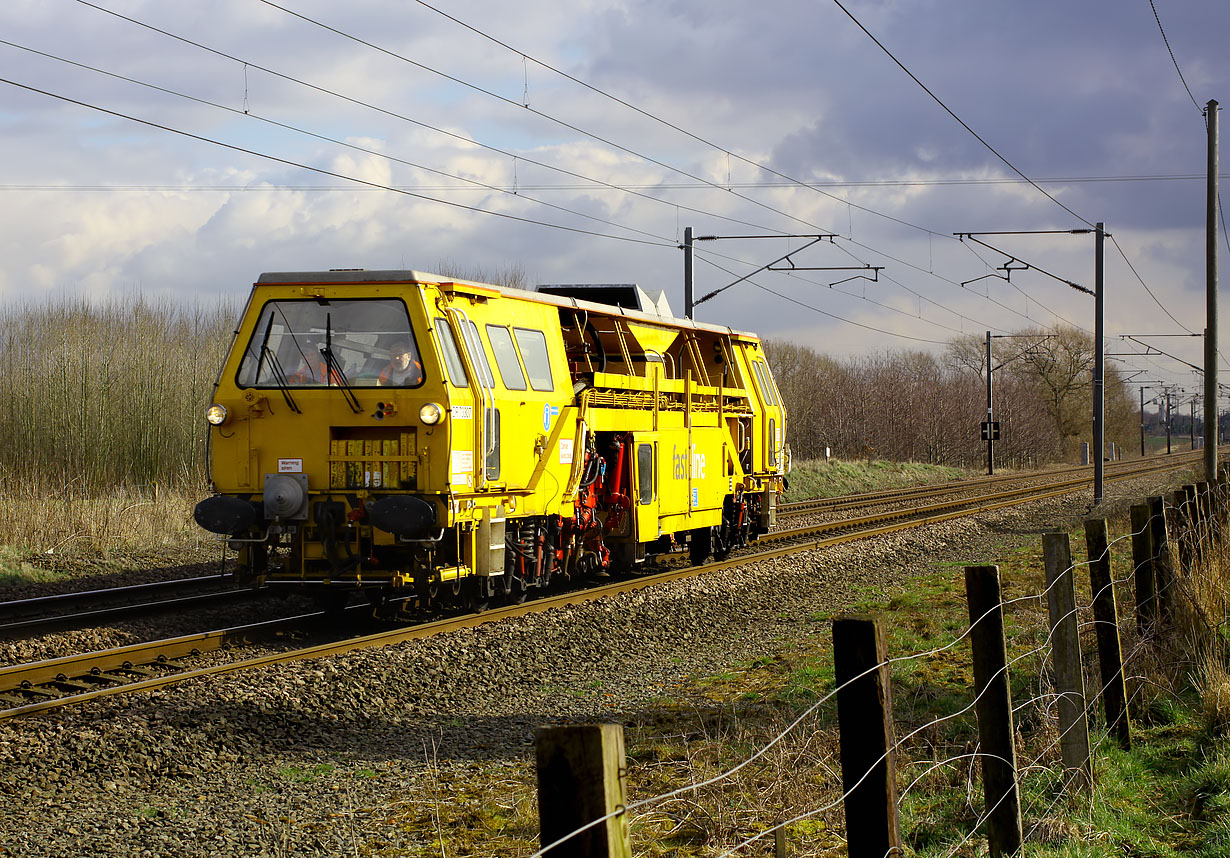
(379, 341, 423, 386)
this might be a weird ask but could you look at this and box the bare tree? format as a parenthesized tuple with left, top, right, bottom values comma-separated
(767, 323, 1142, 469)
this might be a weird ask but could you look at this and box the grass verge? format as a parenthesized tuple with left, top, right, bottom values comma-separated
(783, 459, 973, 502)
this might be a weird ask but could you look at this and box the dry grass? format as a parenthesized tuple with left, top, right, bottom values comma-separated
(626, 702, 846, 856)
(1167, 499, 1230, 735)
(0, 479, 215, 561)
(0, 295, 235, 567)
(1197, 657, 1230, 734)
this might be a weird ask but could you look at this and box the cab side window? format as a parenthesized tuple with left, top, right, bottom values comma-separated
(434, 318, 468, 387)
(759, 358, 783, 406)
(486, 325, 527, 391)
(514, 328, 554, 391)
(463, 321, 495, 388)
(752, 359, 778, 406)
(637, 443, 654, 503)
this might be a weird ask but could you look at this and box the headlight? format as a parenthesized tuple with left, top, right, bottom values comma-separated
(205, 404, 228, 425)
(419, 402, 444, 425)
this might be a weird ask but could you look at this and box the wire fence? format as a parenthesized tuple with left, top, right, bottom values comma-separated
(522, 476, 1229, 857)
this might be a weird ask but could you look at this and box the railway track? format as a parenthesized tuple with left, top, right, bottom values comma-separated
(0, 451, 1197, 721)
(778, 450, 1203, 519)
(0, 574, 269, 639)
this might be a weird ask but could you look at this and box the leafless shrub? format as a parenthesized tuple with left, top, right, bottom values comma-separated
(0, 294, 236, 555)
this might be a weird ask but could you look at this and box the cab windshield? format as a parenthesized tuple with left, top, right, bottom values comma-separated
(236, 298, 424, 388)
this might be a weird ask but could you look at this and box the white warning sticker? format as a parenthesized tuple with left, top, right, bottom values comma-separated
(559, 439, 574, 465)
(451, 450, 473, 485)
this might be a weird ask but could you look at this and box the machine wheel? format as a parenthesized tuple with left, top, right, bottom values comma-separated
(688, 526, 712, 565)
(499, 566, 528, 605)
(467, 576, 495, 613)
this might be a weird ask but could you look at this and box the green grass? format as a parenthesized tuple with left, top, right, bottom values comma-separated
(0, 547, 59, 586)
(276, 762, 336, 783)
(621, 525, 1230, 857)
(783, 458, 972, 501)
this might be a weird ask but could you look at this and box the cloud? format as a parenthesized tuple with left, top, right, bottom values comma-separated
(0, 0, 1225, 392)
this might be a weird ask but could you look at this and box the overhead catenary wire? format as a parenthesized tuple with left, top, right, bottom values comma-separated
(4, 51, 1043, 351)
(373, 0, 1200, 341)
(257, 0, 1187, 343)
(70, 0, 1195, 349)
(3, 172, 1228, 192)
(403, 0, 981, 245)
(0, 77, 678, 249)
(403, 0, 1216, 348)
(830, 0, 1096, 230)
(1108, 235, 1198, 334)
(0, 38, 673, 247)
(59, 0, 1052, 342)
(2, 32, 1079, 349)
(62, 0, 804, 241)
(1148, 0, 1203, 114)
(254, 0, 848, 239)
(42, 0, 1203, 357)
(831, 0, 1197, 337)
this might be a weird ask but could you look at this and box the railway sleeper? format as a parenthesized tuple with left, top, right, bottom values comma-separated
(52, 679, 94, 693)
(13, 685, 59, 700)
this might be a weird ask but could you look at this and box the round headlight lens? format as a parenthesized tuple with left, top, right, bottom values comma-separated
(419, 403, 444, 425)
(205, 404, 228, 426)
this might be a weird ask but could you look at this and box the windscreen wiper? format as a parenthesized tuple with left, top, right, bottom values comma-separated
(321, 312, 362, 414)
(258, 312, 301, 414)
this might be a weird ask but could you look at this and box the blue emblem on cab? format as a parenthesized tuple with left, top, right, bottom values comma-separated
(542, 403, 559, 431)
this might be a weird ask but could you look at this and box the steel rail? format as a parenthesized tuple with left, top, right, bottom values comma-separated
(0, 573, 236, 618)
(780, 450, 1202, 516)
(0, 587, 271, 640)
(0, 452, 1198, 721)
(769, 454, 1193, 542)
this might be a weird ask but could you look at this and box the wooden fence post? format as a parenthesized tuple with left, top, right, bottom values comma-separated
(1200, 481, 1210, 540)
(1084, 518, 1131, 750)
(965, 565, 1023, 857)
(1041, 533, 1093, 789)
(1194, 483, 1211, 562)
(536, 724, 632, 858)
(1129, 504, 1157, 635)
(1181, 486, 1200, 569)
(1216, 469, 1230, 530)
(1148, 495, 1175, 625)
(833, 614, 901, 858)
(1169, 490, 1191, 575)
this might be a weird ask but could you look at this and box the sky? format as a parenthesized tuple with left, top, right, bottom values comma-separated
(0, 0, 1227, 401)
